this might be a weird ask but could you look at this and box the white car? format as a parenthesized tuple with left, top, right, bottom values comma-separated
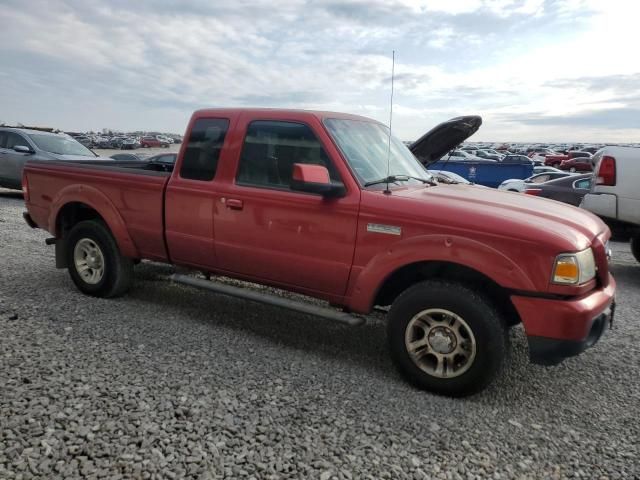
(532, 166, 565, 174)
(428, 169, 472, 184)
(156, 135, 173, 144)
(529, 153, 548, 163)
(446, 149, 491, 161)
(498, 169, 574, 192)
(580, 147, 640, 262)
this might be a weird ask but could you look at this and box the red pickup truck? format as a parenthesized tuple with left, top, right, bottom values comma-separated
(22, 109, 616, 396)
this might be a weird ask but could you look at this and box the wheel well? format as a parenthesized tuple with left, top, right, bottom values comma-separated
(56, 202, 105, 238)
(374, 261, 521, 326)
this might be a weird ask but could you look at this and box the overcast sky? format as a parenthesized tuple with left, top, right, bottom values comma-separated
(1, 0, 638, 142)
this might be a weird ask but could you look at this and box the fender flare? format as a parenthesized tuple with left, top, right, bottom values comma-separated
(48, 184, 139, 258)
(347, 234, 536, 313)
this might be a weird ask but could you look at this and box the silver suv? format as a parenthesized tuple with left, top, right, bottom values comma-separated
(0, 128, 107, 190)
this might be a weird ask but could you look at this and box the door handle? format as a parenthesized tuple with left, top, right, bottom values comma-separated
(226, 198, 244, 210)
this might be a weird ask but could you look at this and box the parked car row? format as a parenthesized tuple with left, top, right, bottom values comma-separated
(67, 132, 181, 150)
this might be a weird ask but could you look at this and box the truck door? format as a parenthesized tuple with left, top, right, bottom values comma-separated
(213, 119, 359, 297)
(164, 117, 231, 269)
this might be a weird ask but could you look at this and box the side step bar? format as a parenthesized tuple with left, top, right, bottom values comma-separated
(171, 274, 366, 327)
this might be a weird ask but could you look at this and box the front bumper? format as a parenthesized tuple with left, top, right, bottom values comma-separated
(511, 274, 616, 365)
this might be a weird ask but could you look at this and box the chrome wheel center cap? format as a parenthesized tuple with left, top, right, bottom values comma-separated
(428, 327, 457, 354)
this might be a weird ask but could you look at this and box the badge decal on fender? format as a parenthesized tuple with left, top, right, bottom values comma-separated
(367, 223, 401, 236)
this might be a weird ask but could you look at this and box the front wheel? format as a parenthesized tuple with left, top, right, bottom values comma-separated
(387, 280, 507, 397)
(631, 234, 640, 263)
(66, 220, 134, 298)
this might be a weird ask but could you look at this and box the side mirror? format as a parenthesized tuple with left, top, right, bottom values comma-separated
(290, 163, 345, 198)
(14, 145, 33, 154)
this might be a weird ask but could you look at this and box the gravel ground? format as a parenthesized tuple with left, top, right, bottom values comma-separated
(1, 188, 639, 479)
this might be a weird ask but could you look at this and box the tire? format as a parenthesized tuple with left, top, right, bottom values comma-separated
(387, 280, 507, 397)
(631, 234, 640, 263)
(66, 220, 134, 298)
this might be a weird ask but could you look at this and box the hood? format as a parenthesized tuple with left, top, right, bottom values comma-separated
(392, 184, 606, 250)
(409, 116, 482, 166)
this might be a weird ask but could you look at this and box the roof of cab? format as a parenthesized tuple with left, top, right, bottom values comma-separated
(191, 108, 379, 124)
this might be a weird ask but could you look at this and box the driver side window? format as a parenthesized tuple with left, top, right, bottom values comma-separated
(236, 121, 339, 190)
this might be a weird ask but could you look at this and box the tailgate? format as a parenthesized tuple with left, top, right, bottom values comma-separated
(24, 161, 171, 261)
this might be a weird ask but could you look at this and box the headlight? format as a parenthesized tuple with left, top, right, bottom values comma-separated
(552, 248, 596, 285)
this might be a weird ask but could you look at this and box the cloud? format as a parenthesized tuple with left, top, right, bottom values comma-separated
(0, 0, 638, 143)
(501, 108, 640, 129)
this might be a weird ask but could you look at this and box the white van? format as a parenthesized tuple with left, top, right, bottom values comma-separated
(581, 146, 640, 262)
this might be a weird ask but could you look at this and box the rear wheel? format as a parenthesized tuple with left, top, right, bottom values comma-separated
(631, 234, 640, 263)
(387, 280, 507, 397)
(66, 220, 133, 298)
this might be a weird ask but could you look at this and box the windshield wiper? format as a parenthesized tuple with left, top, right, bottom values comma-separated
(364, 175, 437, 187)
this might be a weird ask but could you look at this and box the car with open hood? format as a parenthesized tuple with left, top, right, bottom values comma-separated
(410, 117, 534, 187)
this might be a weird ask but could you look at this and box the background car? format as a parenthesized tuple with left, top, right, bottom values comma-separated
(427, 169, 472, 184)
(480, 148, 504, 158)
(92, 136, 112, 148)
(0, 127, 109, 190)
(580, 146, 602, 154)
(498, 170, 573, 192)
(533, 165, 566, 174)
(108, 137, 125, 149)
(474, 149, 503, 161)
(121, 137, 140, 150)
(445, 149, 493, 161)
(567, 151, 593, 159)
(110, 153, 147, 161)
(73, 135, 93, 148)
(140, 136, 169, 148)
(144, 152, 177, 171)
(501, 154, 535, 165)
(524, 173, 592, 206)
(559, 156, 593, 172)
(527, 147, 557, 155)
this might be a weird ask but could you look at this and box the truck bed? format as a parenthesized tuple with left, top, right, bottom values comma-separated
(24, 160, 171, 262)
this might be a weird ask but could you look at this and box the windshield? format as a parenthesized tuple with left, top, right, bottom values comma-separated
(324, 118, 431, 187)
(28, 133, 95, 156)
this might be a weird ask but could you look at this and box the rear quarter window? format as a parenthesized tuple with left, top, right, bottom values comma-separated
(180, 118, 229, 181)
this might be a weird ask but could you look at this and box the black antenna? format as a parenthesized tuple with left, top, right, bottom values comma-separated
(384, 50, 395, 195)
